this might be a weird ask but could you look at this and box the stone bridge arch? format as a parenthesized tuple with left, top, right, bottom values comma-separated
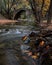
(13, 8, 27, 20)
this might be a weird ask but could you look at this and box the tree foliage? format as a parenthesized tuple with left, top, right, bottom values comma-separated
(28, 0, 51, 23)
(42, 0, 50, 17)
(0, 0, 18, 19)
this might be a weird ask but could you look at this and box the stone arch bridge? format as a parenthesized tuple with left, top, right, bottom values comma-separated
(12, 8, 31, 20)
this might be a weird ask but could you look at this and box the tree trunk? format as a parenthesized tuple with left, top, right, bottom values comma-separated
(47, 0, 52, 24)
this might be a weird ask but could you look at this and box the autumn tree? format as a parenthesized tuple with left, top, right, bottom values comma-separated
(28, 0, 42, 23)
(28, 0, 51, 25)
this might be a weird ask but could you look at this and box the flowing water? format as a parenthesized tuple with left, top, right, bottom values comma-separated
(0, 26, 52, 65)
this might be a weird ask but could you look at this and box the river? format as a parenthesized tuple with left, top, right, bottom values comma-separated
(0, 26, 52, 65)
(0, 26, 37, 65)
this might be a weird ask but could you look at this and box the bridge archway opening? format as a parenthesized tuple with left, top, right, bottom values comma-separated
(14, 9, 26, 20)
